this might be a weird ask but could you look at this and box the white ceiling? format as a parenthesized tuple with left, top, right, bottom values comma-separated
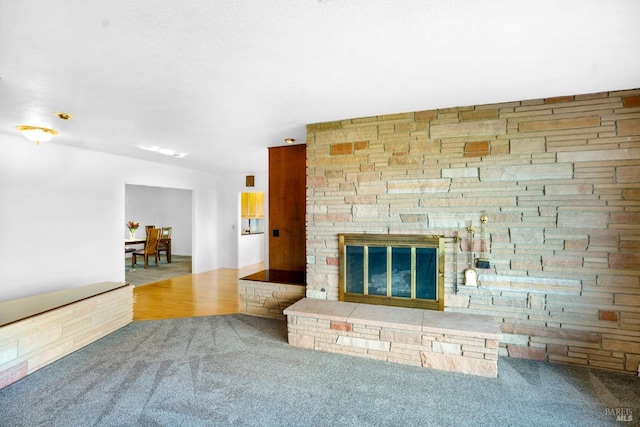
(2, 0, 639, 174)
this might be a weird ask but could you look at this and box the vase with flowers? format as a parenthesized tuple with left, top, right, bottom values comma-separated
(127, 221, 140, 240)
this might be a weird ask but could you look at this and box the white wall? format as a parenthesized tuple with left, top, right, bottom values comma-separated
(238, 233, 265, 268)
(125, 184, 193, 256)
(0, 135, 221, 302)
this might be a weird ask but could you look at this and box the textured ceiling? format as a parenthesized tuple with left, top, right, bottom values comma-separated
(1, 0, 639, 174)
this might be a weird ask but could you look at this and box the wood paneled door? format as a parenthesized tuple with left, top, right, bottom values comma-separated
(268, 144, 306, 272)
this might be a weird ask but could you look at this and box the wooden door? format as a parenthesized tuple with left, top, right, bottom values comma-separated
(268, 144, 306, 272)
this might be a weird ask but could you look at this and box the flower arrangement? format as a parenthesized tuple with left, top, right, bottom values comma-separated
(127, 221, 140, 239)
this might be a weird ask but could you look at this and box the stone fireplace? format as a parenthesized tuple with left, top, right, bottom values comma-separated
(338, 234, 444, 311)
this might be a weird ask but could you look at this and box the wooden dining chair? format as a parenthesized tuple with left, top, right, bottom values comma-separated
(132, 228, 161, 268)
(157, 227, 172, 263)
(145, 225, 155, 237)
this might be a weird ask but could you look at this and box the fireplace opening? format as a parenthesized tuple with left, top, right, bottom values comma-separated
(339, 234, 444, 311)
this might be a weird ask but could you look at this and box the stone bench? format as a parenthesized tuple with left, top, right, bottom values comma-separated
(0, 282, 133, 389)
(283, 298, 503, 378)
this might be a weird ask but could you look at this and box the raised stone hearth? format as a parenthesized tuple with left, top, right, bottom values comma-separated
(284, 298, 503, 378)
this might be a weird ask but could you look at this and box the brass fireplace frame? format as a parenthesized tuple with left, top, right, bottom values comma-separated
(338, 234, 445, 311)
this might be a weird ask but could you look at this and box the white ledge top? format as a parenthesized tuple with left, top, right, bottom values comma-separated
(284, 297, 359, 322)
(284, 298, 502, 339)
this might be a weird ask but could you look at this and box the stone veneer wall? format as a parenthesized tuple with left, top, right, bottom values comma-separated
(305, 88, 640, 374)
(238, 280, 306, 320)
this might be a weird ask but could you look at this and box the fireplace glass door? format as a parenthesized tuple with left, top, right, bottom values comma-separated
(340, 234, 444, 311)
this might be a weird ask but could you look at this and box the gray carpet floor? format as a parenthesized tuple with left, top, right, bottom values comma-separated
(1, 314, 639, 426)
(125, 255, 192, 286)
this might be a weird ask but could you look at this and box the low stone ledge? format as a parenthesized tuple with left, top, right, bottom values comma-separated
(284, 298, 503, 378)
(0, 282, 133, 389)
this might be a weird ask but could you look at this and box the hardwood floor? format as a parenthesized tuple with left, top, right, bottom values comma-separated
(133, 263, 264, 321)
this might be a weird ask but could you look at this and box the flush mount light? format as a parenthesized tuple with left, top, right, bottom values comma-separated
(16, 125, 58, 145)
(284, 138, 295, 144)
(137, 145, 186, 158)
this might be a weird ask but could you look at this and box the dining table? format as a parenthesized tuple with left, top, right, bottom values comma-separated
(124, 238, 147, 246)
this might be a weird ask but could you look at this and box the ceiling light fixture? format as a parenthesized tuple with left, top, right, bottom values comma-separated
(16, 125, 58, 145)
(137, 145, 186, 159)
(284, 138, 295, 144)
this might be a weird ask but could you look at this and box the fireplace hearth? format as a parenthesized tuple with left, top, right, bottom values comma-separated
(338, 234, 444, 311)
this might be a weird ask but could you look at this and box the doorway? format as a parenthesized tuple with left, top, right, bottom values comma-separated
(124, 184, 193, 284)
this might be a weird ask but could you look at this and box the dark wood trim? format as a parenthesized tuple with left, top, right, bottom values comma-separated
(268, 144, 306, 272)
